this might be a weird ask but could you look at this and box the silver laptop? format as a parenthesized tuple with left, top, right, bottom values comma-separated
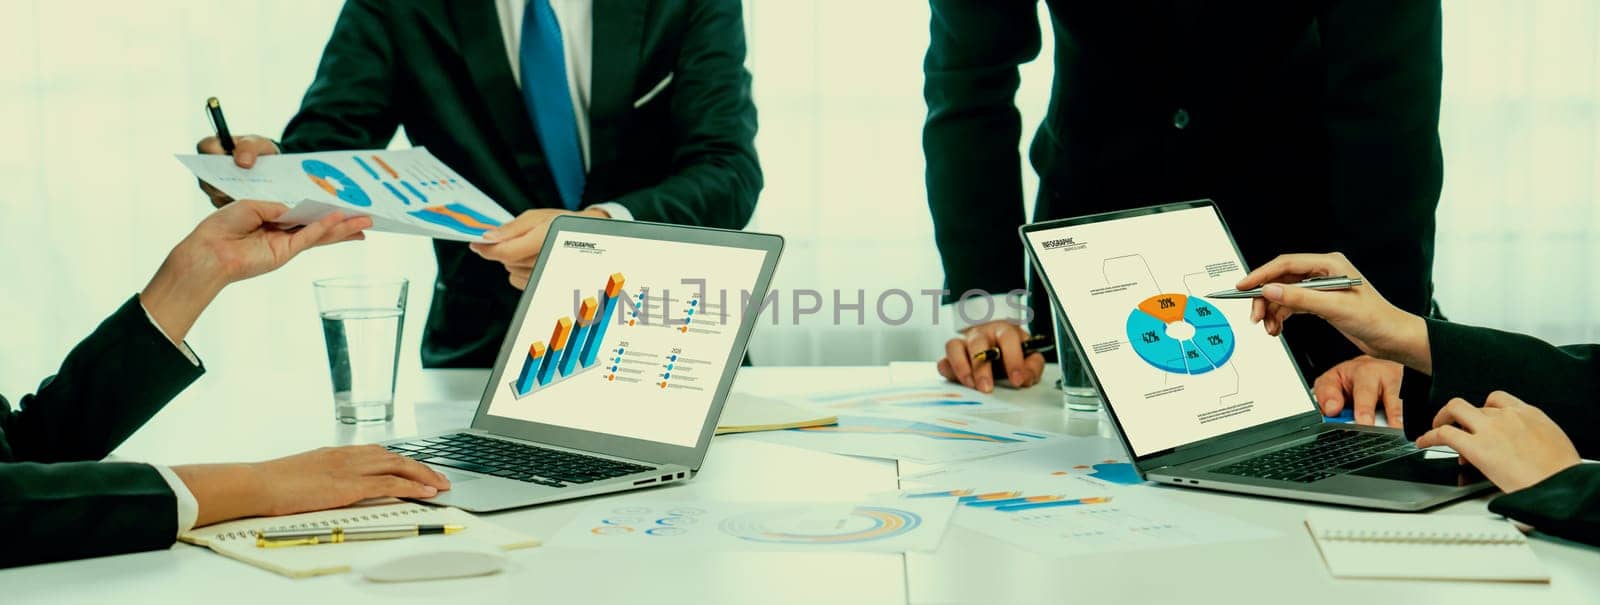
(385, 216, 782, 512)
(1020, 200, 1490, 511)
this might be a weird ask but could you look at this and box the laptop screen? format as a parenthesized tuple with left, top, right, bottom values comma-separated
(1023, 204, 1316, 457)
(482, 229, 769, 448)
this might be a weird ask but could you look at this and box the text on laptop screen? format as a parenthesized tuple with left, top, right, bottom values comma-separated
(1025, 206, 1316, 456)
(484, 231, 767, 447)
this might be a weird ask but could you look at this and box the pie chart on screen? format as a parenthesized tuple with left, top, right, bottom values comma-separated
(302, 159, 373, 207)
(1125, 293, 1234, 375)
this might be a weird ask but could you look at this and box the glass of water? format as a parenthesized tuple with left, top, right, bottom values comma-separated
(1052, 306, 1103, 412)
(313, 277, 408, 424)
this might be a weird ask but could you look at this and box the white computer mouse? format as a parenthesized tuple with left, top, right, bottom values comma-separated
(361, 549, 507, 583)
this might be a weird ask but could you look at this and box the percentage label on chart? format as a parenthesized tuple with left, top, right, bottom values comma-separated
(1157, 297, 1176, 309)
(1141, 331, 1160, 343)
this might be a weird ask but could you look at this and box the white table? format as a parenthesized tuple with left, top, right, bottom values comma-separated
(5, 364, 1598, 605)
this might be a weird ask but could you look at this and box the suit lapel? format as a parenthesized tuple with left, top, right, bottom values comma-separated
(446, 0, 543, 189)
(589, 0, 647, 188)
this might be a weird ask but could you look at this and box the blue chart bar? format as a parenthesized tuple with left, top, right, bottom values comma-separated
(559, 297, 598, 377)
(580, 273, 626, 368)
(352, 156, 380, 180)
(537, 318, 573, 386)
(381, 182, 410, 205)
(401, 181, 429, 203)
(515, 342, 545, 396)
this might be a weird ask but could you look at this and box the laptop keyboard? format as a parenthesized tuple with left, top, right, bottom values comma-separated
(1211, 429, 1409, 483)
(386, 433, 654, 488)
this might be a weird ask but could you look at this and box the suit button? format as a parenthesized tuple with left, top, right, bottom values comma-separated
(1172, 108, 1191, 130)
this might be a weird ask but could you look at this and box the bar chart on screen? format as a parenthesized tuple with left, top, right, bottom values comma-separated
(509, 273, 627, 399)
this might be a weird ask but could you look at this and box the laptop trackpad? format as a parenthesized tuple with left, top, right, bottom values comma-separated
(435, 469, 485, 484)
(1351, 450, 1485, 486)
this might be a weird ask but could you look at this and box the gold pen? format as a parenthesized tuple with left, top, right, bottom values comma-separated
(256, 524, 466, 548)
(970, 334, 1054, 364)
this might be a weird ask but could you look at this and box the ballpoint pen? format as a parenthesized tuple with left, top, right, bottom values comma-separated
(256, 523, 466, 548)
(1204, 275, 1365, 299)
(971, 334, 1055, 364)
(205, 97, 236, 155)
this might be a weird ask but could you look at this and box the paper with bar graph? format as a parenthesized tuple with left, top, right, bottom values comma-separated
(176, 148, 514, 242)
(482, 230, 768, 448)
(899, 482, 1274, 558)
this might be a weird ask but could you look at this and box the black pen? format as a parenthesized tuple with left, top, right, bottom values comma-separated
(206, 97, 235, 154)
(971, 334, 1054, 364)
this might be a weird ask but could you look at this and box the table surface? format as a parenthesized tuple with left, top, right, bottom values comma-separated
(6, 363, 1597, 605)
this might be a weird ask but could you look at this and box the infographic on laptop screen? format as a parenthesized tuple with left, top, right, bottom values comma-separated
(484, 231, 767, 447)
(1024, 206, 1316, 456)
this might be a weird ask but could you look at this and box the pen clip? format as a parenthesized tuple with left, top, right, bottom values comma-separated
(204, 98, 219, 132)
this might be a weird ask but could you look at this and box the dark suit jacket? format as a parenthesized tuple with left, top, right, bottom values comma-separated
(923, 0, 1442, 375)
(0, 297, 204, 568)
(281, 0, 761, 368)
(1399, 320, 1600, 547)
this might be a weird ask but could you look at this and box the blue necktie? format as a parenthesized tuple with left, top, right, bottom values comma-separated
(521, 0, 584, 210)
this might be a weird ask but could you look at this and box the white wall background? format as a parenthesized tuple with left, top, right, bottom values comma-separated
(3, 0, 1598, 399)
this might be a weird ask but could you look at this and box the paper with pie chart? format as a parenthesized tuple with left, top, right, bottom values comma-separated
(177, 147, 514, 243)
(550, 498, 957, 553)
(1023, 205, 1317, 456)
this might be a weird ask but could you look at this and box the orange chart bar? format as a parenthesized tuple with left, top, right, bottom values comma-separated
(536, 317, 573, 386)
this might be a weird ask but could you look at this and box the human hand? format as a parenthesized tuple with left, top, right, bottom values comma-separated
(936, 320, 1045, 393)
(1415, 391, 1581, 493)
(1235, 252, 1433, 373)
(177, 445, 453, 527)
(469, 207, 610, 289)
(1312, 355, 1405, 427)
(141, 201, 370, 342)
(194, 135, 281, 208)
(172, 200, 371, 285)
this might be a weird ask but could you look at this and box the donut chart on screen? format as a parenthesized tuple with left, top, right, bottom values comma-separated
(1125, 293, 1234, 375)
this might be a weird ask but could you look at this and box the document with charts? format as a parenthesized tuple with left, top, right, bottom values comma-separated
(177, 148, 514, 242)
(741, 413, 1057, 464)
(551, 498, 956, 553)
(899, 480, 1273, 558)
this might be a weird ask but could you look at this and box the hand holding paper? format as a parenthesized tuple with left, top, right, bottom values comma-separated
(178, 148, 515, 243)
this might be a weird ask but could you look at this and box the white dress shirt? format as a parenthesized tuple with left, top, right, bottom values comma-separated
(139, 302, 201, 537)
(496, 0, 632, 220)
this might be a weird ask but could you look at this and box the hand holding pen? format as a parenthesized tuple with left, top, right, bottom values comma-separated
(196, 96, 283, 208)
(1231, 253, 1433, 372)
(938, 321, 1048, 392)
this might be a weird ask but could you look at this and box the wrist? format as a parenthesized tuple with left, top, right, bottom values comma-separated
(174, 463, 271, 527)
(1380, 312, 1433, 375)
(140, 241, 229, 343)
(580, 207, 611, 219)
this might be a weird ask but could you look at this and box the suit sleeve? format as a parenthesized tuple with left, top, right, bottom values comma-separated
(610, 0, 760, 230)
(1489, 464, 1600, 548)
(1, 296, 205, 463)
(1315, 0, 1443, 320)
(922, 0, 1040, 302)
(0, 462, 178, 568)
(1400, 320, 1600, 458)
(280, 0, 399, 152)
(0, 295, 203, 568)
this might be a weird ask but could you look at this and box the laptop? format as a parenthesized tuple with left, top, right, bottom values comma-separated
(384, 216, 783, 512)
(1019, 200, 1490, 511)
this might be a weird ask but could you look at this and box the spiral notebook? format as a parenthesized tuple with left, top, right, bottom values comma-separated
(1305, 511, 1548, 582)
(179, 500, 540, 578)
